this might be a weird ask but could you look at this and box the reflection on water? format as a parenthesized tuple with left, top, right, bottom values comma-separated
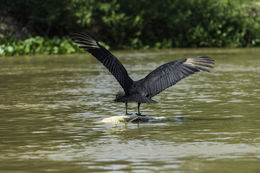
(0, 48, 260, 172)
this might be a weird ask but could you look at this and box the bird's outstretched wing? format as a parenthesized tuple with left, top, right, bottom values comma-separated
(140, 56, 214, 97)
(71, 33, 133, 93)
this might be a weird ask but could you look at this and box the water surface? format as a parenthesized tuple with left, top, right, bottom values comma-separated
(0, 48, 259, 172)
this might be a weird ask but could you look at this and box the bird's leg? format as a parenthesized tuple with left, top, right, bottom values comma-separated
(137, 103, 142, 116)
(125, 102, 130, 115)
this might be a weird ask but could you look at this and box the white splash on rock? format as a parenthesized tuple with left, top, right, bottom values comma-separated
(101, 114, 167, 124)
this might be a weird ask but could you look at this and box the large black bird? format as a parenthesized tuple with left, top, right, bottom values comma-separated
(71, 33, 214, 115)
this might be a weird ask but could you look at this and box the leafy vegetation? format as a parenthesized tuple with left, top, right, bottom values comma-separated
(0, 0, 259, 56)
(0, 36, 83, 56)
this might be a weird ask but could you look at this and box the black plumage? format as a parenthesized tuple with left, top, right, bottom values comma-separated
(71, 33, 214, 115)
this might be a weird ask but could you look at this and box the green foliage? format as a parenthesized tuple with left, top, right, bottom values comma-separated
(0, 0, 259, 56)
(0, 36, 83, 56)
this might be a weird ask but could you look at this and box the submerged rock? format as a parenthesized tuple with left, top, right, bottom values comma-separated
(100, 114, 181, 124)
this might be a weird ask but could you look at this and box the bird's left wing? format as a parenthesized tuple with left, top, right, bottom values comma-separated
(140, 56, 214, 97)
(71, 33, 133, 93)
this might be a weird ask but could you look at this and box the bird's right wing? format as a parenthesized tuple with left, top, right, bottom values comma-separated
(71, 33, 133, 93)
(140, 56, 214, 97)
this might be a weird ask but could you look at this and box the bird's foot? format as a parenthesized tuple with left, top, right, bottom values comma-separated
(136, 113, 145, 116)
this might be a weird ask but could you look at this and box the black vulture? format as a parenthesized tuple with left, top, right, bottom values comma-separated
(71, 33, 214, 115)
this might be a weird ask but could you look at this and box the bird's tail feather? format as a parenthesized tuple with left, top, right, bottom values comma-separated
(115, 94, 156, 103)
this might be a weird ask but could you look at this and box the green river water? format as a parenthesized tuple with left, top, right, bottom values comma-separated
(0, 48, 259, 172)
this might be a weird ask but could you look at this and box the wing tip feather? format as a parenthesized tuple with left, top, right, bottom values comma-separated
(71, 32, 99, 49)
(184, 56, 214, 72)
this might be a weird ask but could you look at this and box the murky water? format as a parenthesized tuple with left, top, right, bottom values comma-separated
(0, 48, 259, 172)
